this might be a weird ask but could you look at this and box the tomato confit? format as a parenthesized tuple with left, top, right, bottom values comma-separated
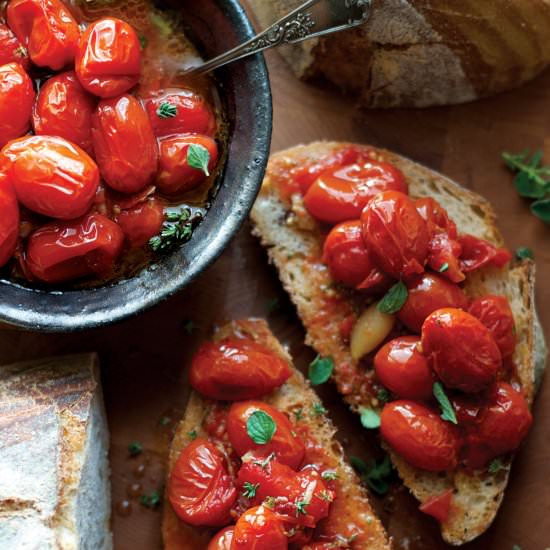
(0, 0, 224, 287)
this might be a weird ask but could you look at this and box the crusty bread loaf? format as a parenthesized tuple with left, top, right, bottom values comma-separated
(249, 141, 547, 545)
(0, 354, 112, 550)
(245, 0, 550, 108)
(162, 318, 391, 550)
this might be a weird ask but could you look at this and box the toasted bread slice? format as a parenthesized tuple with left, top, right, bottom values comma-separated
(250, 142, 547, 545)
(162, 318, 391, 550)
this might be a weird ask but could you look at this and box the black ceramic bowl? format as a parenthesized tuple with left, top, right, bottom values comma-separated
(0, 0, 272, 332)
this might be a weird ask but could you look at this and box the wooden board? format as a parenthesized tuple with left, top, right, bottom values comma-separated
(1, 28, 550, 550)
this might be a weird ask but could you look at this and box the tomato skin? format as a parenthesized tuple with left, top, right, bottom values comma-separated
(7, 0, 80, 71)
(468, 295, 516, 359)
(227, 401, 305, 469)
(419, 489, 453, 523)
(398, 273, 468, 333)
(0, 62, 35, 148)
(361, 191, 430, 279)
(169, 438, 237, 527)
(157, 134, 218, 195)
(2, 135, 99, 219)
(374, 336, 435, 401)
(207, 527, 234, 550)
(0, 23, 30, 70)
(26, 213, 124, 283)
(190, 338, 292, 401)
(0, 174, 20, 268)
(115, 197, 164, 248)
(303, 160, 408, 225)
(92, 94, 159, 194)
(459, 234, 512, 273)
(415, 197, 457, 240)
(75, 17, 141, 98)
(421, 308, 501, 393)
(232, 505, 288, 550)
(380, 401, 460, 472)
(144, 88, 216, 138)
(33, 71, 96, 153)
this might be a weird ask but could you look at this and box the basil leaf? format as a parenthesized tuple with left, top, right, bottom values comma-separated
(156, 102, 177, 118)
(515, 247, 534, 260)
(531, 198, 550, 224)
(308, 355, 334, 385)
(247, 410, 277, 444)
(378, 281, 408, 315)
(187, 143, 211, 176)
(433, 382, 458, 425)
(360, 407, 381, 429)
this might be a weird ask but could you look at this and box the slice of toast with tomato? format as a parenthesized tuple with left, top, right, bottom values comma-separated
(162, 318, 392, 550)
(249, 141, 547, 545)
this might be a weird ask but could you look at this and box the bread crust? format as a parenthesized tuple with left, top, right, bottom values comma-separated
(249, 141, 547, 544)
(162, 318, 392, 550)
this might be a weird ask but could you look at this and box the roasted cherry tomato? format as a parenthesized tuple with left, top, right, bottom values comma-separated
(419, 489, 453, 523)
(168, 438, 237, 527)
(468, 295, 516, 359)
(157, 134, 218, 195)
(361, 191, 429, 279)
(380, 401, 460, 472)
(227, 401, 305, 469)
(7, 0, 80, 70)
(207, 527, 234, 550)
(144, 88, 216, 138)
(415, 197, 457, 240)
(0, 22, 30, 70)
(2, 135, 99, 219)
(92, 94, 158, 194)
(26, 213, 124, 283)
(427, 232, 464, 283)
(190, 338, 292, 401)
(115, 197, 164, 248)
(303, 160, 408, 225)
(421, 308, 501, 393)
(459, 234, 512, 273)
(397, 273, 468, 333)
(374, 336, 435, 401)
(32, 71, 96, 153)
(232, 505, 288, 550)
(0, 175, 20, 268)
(0, 62, 34, 148)
(75, 17, 141, 98)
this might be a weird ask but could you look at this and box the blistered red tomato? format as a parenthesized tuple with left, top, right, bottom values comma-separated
(144, 88, 216, 138)
(398, 273, 468, 333)
(232, 505, 288, 550)
(0, 23, 30, 70)
(207, 527, 234, 550)
(7, 0, 80, 70)
(421, 308, 501, 393)
(33, 71, 96, 153)
(380, 401, 460, 472)
(0, 62, 35, 148)
(459, 234, 512, 273)
(26, 213, 124, 283)
(374, 336, 435, 401)
(76, 17, 141, 98)
(427, 232, 464, 283)
(168, 438, 237, 527)
(115, 197, 164, 248)
(2, 135, 99, 219)
(190, 338, 292, 401)
(303, 160, 408, 225)
(361, 191, 429, 279)
(92, 94, 158, 194)
(157, 134, 218, 195)
(227, 401, 305, 469)
(415, 197, 457, 240)
(0, 175, 20, 268)
(419, 489, 453, 523)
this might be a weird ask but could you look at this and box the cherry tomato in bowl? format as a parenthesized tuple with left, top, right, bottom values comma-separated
(0, 23, 30, 70)
(115, 197, 165, 248)
(207, 527, 234, 550)
(0, 175, 20, 268)
(232, 505, 288, 550)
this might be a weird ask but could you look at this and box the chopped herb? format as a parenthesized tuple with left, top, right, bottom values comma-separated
(159, 416, 171, 426)
(295, 499, 309, 516)
(264, 496, 276, 509)
(308, 355, 334, 385)
(311, 402, 327, 417)
(320, 490, 333, 502)
(377, 388, 391, 404)
(150, 208, 201, 253)
(253, 452, 275, 469)
(14, 45, 27, 58)
(247, 411, 276, 445)
(182, 319, 197, 335)
(187, 430, 197, 440)
(359, 407, 381, 429)
(156, 101, 177, 119)
(433, 382, 458, 425)
(378, 281, 408, 315)
(439, 262, 449, 273)
(321, 470, 339, 481)
(265, 297, 281, 314)
(138, 34, 148, 49)
(187, 143, 211, 177)
(242, 482, 260, 498)
(488, 458, 506, 474)
(128, 441, 143, 457)
(515, 247, 534, 260)
(531, 199, 550, 223)
(351, 455, 394, 496)
(293, 408, 304, 421)
(140, 490, 161, 509)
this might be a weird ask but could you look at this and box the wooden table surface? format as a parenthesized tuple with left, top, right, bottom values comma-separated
(2, 22, 550, 550)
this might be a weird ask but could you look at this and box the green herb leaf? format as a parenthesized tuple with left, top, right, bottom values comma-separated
(514, 171, 547, 199)
(252, 452, 275, 469)
(321, 470, 339, 481)
(128, 441, 143, 457)
(187, 143, 211, 176)
(433, 382, 458, 425)
(515, 247, 534, 260)
(150, 208, 201, 253)
(140, 490, 161, 509)
(311, 402, 327, 417)
(378, 281, 408, 315)
(293, 408, 304, 421)
(488, 458, 507, 474)
(295, 499, 309, 516)
(359, 407, 381, 429)
(439, 263, 449, 273)
(159, 416, 171, 426)
(187, 430, 197, 440)
(351, 455, 394, 496)
(247, 410, 276, 445)
(138, 34, 148, 49)
(156, 102, 177, 119)
(377, 388, 391, 404)
(308, 355, 334, 385)
(531, 198, 550, 224)
(242, 482, 260, 498)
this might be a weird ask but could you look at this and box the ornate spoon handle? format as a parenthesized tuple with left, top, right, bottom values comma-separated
(184, 0, 373, 76)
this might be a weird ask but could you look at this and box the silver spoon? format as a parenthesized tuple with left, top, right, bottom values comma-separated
(183, 0, 373, 76)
